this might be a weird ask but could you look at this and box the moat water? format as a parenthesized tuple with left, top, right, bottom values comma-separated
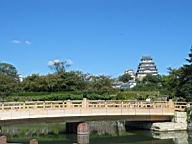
(1, 123, 192, 144)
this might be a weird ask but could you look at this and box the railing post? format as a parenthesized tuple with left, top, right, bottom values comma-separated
(2, 103, 4, 111)
(140, 102, 143, 108)
(66, 100, 71, 108)
(43, 101, 45, 109)
(168, 99, 174, 109)
(23, 102, 25, 110)
(51, 102, 53, 109)
(105, 101, 107, 108)
(82, 98, 88, 108)
(121, 101, 123, 108)
(187, 103, 191, 109)
(35, 101, 37, 109)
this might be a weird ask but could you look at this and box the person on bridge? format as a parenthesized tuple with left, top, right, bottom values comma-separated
(145, 98, 151, 103)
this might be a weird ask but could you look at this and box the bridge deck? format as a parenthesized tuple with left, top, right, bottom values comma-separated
(0, 99, 178, 123)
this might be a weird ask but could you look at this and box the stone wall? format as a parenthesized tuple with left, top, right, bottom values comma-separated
(88, 121, 126, 135)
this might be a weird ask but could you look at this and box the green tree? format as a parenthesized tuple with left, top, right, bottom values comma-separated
(142, 74, 161, 84)
(0, 75, 19, 100)
(179, 48, 192, 100)
(133, 74, 162, 91)
(0, 63, 18, 78)
(48, 60, 71, 74)
(186, 48, 192, 64)
(118, 73, 132, 83)
(165, 48, 192, 101)
(21, 74, 48, 92)
(88, 75, 113, 95)
(21, 71, 87, 92)
(0, 63, 19, 100)
(163, 68, 181, 98)
(55, 71, 87, 91)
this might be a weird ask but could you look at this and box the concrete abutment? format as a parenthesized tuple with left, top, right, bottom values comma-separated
(126, 112, 188, 131)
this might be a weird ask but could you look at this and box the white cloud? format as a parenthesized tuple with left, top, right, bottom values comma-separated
(48, 59, 61, 66)
(11, 39, 32, 45)
(53, 59, 60, 63)
(48, 59, 73, 67)
(48, 61, 54, 66)
(66, 59, 73, 65)
(24, 40, 32, 45)
(11, 40, 22, 44)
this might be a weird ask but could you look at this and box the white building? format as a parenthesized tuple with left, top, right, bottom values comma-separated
(136, 56, 158, 80)
(125, 69, 136, 80)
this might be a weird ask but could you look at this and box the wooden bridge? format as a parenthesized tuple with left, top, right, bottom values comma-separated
(0, 99, 189, 124)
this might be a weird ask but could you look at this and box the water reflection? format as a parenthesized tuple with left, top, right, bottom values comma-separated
(152, 131, 188, 144)
(77, 134, 89, 144)
(0, 123, 191, 144)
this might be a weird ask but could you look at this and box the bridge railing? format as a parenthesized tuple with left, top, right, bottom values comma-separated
(0, 99, 175, 111)
(174, 102, 192, 111)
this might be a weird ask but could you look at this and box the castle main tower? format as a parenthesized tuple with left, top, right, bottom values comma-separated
(136, 56, 158, 80)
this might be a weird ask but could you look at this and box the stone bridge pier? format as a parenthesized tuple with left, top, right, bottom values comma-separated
(66, 122, 90, 144)
(126, 112, 188, 131)
(66, 122, 90, 135)
(0, 135, 7, 144)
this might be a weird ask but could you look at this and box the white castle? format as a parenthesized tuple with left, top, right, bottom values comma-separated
(113, 56, 158, 89)
(136, 56, 158, 80)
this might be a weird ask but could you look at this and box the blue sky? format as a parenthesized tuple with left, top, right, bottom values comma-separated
(0, 0, 191, 77)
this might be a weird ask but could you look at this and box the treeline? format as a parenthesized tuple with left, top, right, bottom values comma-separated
(0, 63, 115, 101)
(0, 48, 191, 101)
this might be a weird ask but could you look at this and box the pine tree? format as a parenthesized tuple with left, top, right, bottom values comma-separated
(186, 47, 192, 65)
(180, 47, 192, 101)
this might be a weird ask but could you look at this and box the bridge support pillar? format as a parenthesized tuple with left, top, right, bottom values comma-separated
(0, 135, 7, 144)
(77, 122, 89, 135)
(77, 122, 89, 144)
(66, 122, 90, 135)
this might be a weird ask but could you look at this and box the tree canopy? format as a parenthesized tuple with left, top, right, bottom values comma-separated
(48, 60, 71, 74)
(0, 63, 19, 100)
(0, 63, 18, 78)
(118, 73, 132, 83)
(164, 48, 192, 101)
